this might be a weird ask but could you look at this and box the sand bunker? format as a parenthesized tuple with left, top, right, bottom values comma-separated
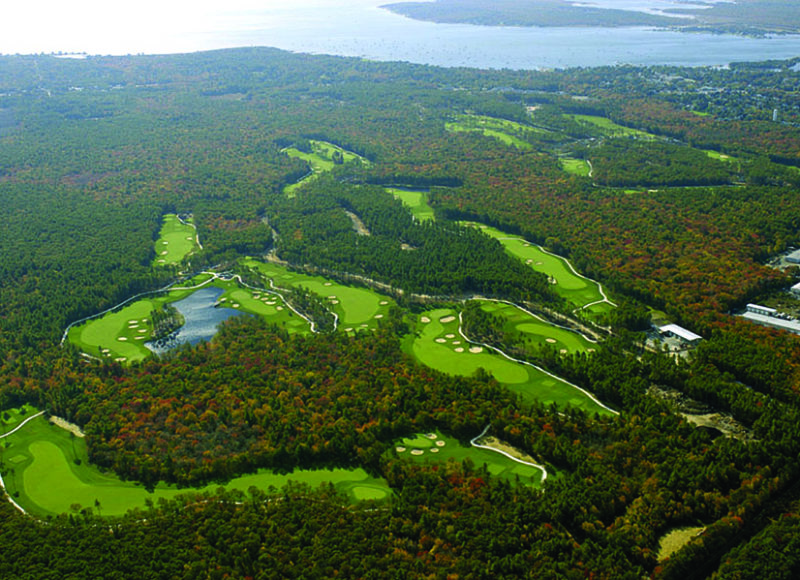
(330, 299, 339, 305)
(426, 433, 437, 439)
(469, 346, 483, 354)
(135, 336, 146, 340)
(232, 303, 240, 308)
(276, 306, 284, 311)
(430, 448, 439, 453)
(587, 348, 596, 353)
(328, 295, 337, 300)
(452, 341, 461, 345)
(160, 251, 168, 255)
(137, 329, 147, 333)
(374, 314, 383, 319)
(420, 316, 431, 323)
(117, 337, 128, 341)
(454, 347, 464, 353)
(439, 316, 456, 324)
(396, 446, 406, 453)
(435, 440, 445, 447)
(410, 449, 424, 456)
(560, 349, 568, 354)
(162, 241, 169, 245)
(380, 301, 389, 305)
(324, 282, 332, 286)
(345, 328, 353, 332)
(445, 333, 455, 339)
(546, 338, 557, 344)
(115, 357, 127, 362)
(435, 338, 446, 343)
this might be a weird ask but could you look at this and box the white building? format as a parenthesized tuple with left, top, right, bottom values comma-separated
(658, 323, 702, 345)
(746, 303, 777, 316)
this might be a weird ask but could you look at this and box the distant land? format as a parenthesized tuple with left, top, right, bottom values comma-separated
(383, 0, 800, 35)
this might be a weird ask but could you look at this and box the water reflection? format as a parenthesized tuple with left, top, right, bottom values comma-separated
(146, 287, 244, 354)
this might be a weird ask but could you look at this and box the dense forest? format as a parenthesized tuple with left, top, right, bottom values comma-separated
(2, 48, 800, 577)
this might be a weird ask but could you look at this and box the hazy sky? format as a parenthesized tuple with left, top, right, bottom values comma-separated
(0, 0, 374, 55)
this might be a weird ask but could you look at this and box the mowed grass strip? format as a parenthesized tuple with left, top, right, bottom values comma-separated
(470, 223, 607, 309)
(393, 431, 545, 488)
(476, 300, 596, 356)
(385, 187, 436, 222)
(446, 114, 543, 149)
(566, 114, 655, 139)
(560, 157, 591, 176)
(154, 214, 198, 266)
(243, 259, 394, 330)
(283, 140, 368, 196)
(409, 309, 612, 415)
(1, 414, 390, 517)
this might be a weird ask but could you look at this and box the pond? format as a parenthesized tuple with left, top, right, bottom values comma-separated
(146, 286, 245, 354)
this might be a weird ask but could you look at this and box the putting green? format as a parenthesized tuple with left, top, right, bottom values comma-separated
(409, 309, 613, 415)
(1, 414, 390, 517)
(394, 431, 545, 488)
(476, 300, 596, 355)
(154, 214, 198, 266)
(385, 187, 435, 222)
(243, 259, 394, 330)
(560, 157, 591, 176)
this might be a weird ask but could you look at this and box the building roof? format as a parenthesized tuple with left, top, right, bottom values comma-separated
(741, 311, 800, 335)
(747, 303, 777, 314)
(787, 249, 800, 262)
(791, 281, 800, 291)
(659, 324, 702, 342)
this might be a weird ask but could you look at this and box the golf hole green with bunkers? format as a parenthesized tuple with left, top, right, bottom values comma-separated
(243, 259, 395, 332)
(153, 214, 199, 266)
(445, 114, 548, 149)
(68, 272, 312, 364)
(392, 431, 546, 488)
(406, 308, 613, 416)
(476, 300, 597, 356)
(0, 413, 390, 517)
(283, 140, 368, 197)
(469, 223, 615, 316)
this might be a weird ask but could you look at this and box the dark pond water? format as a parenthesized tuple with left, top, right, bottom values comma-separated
(145, 286, 244, 354)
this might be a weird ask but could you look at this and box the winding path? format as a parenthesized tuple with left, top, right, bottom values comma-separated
(470, 424, 548, 482)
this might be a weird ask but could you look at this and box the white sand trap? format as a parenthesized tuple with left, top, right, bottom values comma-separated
(219, 298, 227, 302)
(587, 348, 596, 353)
(430, 448, 440, 453)
(426, 433, 437, 439)
(435, 440, 445, 447)
(410, 449, 424, 456)
(396, 446, 406, 453)
(276, 306, 284, 311)
(158, 259, 166, 263)
(330, 300, 339, 305)
(101, 349, 110, 354)
(265, 301, 276, 305)
(445, 333, 455, 339)
(380, 301, 389, 305)
(324, 282, 332, 286)
(536, 261, 544, 265)
(115, 357, 127, 362)
(439, 316, 456, 324)
(452, 341, 461, 345)
(135, 336, 146, 340)
(469, 346, 483, 354)
(345, 328, 353, 332)
(162, 241, 169, 245)
(137, 329, 147, 333)
(454, 347, 464, 353)
(526, 259, 533, 264)
(160, 251, 168, 255)
(560, 349, 568, 354)
(328, 295, 337, 299)
(232, 304, 240, 308)
(420, 316, 431, 323)
(374, 314, 383, 319)
(435, 338, 447, 343)
(253, 294, 260, 299)
(186, 237, 193, 240)
(546, 338, 557, 344)
(117, 337, 128, 341)
(361, 324, 368, 327)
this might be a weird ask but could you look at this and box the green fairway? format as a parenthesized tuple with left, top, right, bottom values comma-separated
(408, 309, 613, 415)
(468, 223, 611, 311)
(1, 414, 390, 517)
(385, 187, 436, 222)
(0, 404, 39, 435)
(153, 214, 199, 266)
(243, 259, 394, 331)
(560, 157, 592, 176)
(393, 431, 545, 488)
(566, 114, 655, 139)
(703, 149, 737, 163)
(283, 140, 368, 196)
(446, 114, 544, 149)
(475, 300, 597, 356)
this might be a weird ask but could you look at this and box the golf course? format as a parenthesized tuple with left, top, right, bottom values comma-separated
(283, 140, 368, 196)
(385, 187, 436, 222)
(407, 308, 614, 415)
(0, 412, 390, 517)
(243, 259, 395, 332)
(445, 114, 546, 149)
(153, 214, 200, 266)
(393, 431, 546, 487)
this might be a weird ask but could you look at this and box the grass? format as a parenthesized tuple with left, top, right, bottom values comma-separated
(703, 149, 737, 163)
(469, 223, 609, 310)
(68, 274, 312, 363)
(566, 114, 655, 139)
(283, 140, 368, 197)
(560, 157, 591, 176)
(243, 259, 395, 332)
(153, 214, 198, 266)
(386, 187, 436, 222)
(445, 114, 545, 149)
(476, 300, 596, 356)
(393, 431, 545, 488)
(0, 404, 39, 435)
(407, 308, 613, 415)
(0, 414, 390, 517)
